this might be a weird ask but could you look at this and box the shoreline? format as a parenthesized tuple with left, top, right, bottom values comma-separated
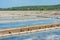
(0, 27, 60, 38)
(0, 23, 60, 38)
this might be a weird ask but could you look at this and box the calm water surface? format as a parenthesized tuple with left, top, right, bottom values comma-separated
(0, 19, 60, 29)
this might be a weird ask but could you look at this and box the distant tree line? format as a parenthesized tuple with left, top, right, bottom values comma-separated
(0, 5, 60, 11)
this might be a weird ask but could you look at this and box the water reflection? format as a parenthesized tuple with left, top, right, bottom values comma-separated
(0, 19, 60, 29)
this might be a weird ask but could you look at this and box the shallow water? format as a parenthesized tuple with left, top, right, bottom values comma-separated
(0, 29, 60, 40)
(0, 19, 60, 29)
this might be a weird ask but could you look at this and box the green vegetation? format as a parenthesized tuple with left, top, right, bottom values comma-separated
(0, 5, 60, 11)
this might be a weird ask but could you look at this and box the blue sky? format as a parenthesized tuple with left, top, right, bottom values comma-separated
(0, 0, 60, 8)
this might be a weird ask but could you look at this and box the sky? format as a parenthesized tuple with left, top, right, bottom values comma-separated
(0, 0, 60, 8)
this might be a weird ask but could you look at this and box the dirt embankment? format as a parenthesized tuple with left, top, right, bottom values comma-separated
(0, 23, 60, 37)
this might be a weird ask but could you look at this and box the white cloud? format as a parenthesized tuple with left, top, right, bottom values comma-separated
(24, 38, 33, 40)
(24, 37, 38, 40)
(46, 35, 60, 40)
